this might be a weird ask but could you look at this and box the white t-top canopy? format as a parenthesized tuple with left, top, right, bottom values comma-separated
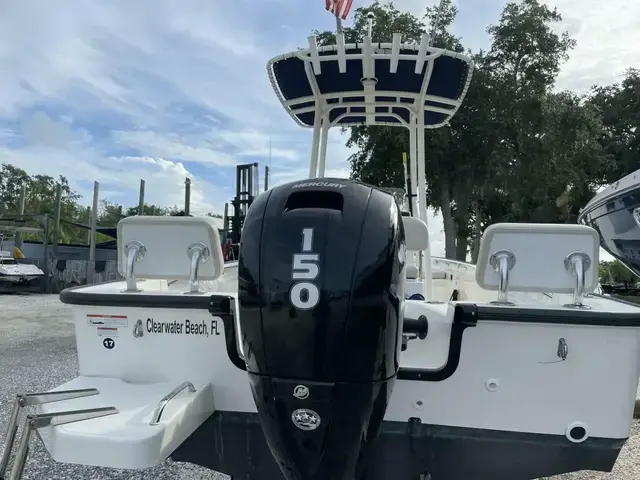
(267, 32, 474, 130)
(266, 31, 475, 300)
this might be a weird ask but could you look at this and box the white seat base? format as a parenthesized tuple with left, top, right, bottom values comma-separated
(400, 301, 454, 370)
(36, 376, 214, 469)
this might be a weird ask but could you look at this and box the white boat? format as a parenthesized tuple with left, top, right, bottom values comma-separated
(578, 167, 640, 279)
(0, 250, 44, 284)
(2, 19, 640, 480)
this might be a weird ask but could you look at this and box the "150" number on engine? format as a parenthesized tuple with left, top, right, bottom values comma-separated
(290, 228, 320, 310)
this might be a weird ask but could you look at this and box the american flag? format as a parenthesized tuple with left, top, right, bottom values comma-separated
(325, 0, 354, 20)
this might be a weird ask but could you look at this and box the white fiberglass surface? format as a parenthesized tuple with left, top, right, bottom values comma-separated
(70, 262, 238, 296)
(37, 376, 215, 469)
(390, 320, 640, 438)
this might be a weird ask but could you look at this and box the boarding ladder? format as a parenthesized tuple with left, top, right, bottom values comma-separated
(0, 388, 117, 480)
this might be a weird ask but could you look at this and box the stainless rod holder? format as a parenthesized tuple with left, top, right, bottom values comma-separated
(149, 382, 196, 425)
(489, 249, 516, 305)
(185, 242, 210, 294)
(564, 251, 591, 309)
(123, 240, 146, 293)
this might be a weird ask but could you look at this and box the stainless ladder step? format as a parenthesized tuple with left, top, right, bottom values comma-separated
(0, 388, 118, 480)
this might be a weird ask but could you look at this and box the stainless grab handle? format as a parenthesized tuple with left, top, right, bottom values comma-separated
(149, 382, 196, 426)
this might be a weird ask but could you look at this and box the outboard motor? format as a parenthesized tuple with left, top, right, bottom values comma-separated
(238, 178, 406, 480)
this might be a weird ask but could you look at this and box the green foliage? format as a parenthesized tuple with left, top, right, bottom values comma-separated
(599, 260, 638, 284)
(0, 163, 221, 246)
(587, 68, 640, 181)
(313, 0, 633, 261)
(612, 294, 640, 305)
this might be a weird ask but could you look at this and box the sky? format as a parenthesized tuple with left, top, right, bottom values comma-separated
(0, 0, 638, 258)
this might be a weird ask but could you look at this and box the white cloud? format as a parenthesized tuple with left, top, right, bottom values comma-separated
(113, 130, 237, 166)
(216, 130, 300, 162)
(2, 144, 227, 215)
(107, 156, 227, 215)
(0, 0, 295, 217)
(3, 113, 228, 215)
(0, 0, 633, 260)
(545, 0, 640, 91)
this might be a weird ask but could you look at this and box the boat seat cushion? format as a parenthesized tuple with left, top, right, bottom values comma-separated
(475, 222, 600, 294)
(402, 216, 429, 251)
(117, 216, 225, 281)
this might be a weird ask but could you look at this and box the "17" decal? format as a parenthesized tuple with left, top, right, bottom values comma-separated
(290, 228, 320, 310)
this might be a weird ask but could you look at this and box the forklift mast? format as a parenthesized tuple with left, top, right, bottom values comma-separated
(228, 162, 260, 245)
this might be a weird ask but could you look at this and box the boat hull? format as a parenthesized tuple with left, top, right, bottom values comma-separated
(172, 410, 625, 480)
(0, 273, 43, 292)
(579, 172, 640, 278)
(0, 274, 42, 283)
(46, 282, 640, 480)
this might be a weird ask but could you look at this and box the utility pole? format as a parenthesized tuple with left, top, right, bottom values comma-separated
(88, 181, 99, 283)
(52, 183, 62, 258)
(14, 184, 27, 250)
(184, 178, 191, 215)
(138, 179, 145, 215)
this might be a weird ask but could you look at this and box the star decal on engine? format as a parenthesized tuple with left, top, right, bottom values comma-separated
(291, 408, 321, 431)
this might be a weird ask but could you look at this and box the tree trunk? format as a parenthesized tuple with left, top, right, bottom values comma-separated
(455, 234, 468, 261)
(453, 188, 470, 262)
(439, 186, 456, 259)
(471, 200, 482, 264)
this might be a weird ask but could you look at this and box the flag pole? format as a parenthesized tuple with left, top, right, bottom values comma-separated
(335, 12, 342, 34)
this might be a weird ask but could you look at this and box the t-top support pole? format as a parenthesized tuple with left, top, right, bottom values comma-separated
(415, 114, 433, 300)
(317, 118, 330, 177)
(309, 108, 323, 178)
(408, 126, 419, 217)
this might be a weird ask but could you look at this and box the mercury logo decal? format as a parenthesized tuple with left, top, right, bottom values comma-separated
(291, 182, 346, 189)
(291, 408, 321, 431)
(293, 385, 309, 400)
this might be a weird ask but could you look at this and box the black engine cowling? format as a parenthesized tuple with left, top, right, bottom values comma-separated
(237, 178, 406, 480)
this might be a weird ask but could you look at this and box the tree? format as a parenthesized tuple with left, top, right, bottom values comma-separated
(315, 0, 474, 259)
(0, 163, 31, 213)
(588, 68, 640, 182)
(600, 260, 638, 284)
(0, 162, 225, 247)
(0, 163, 86, 244)
(315, 0, 612, 262)
(314, 0, 427, 46)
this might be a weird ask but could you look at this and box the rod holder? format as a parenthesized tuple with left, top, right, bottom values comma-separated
(367, 12, 375, 37)
(122, 240, 146, 293)
(489, 249, 516, 305)
(564, 251, 592, 309)
(186, 242, 210, 294)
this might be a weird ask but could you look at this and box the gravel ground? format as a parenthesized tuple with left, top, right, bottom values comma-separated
(0, 293, 638, 480)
